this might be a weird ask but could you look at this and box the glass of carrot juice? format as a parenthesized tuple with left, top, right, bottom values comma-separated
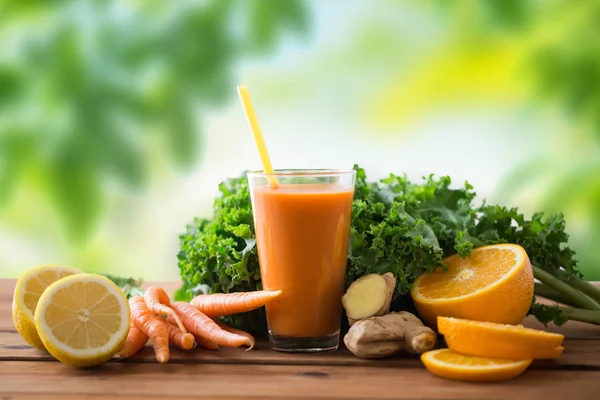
(247, 169, 356, 352)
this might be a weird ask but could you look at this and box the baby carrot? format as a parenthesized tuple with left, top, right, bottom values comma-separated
(130, 296, 170, 363)
(171, 302, 253, 349)
(115, 320, 149, 359)
(144, 286, 187, 334)
(167, 323, 195, 351)
(216, 321, 256, 351)
(190, 290, 282, 318)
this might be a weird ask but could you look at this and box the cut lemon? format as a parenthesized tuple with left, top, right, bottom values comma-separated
(12, 265, 82, 350)
(438, 317, 565, 360)
(411, 244, 534, 328)
(421, 349, 532, 382)
(34, 273, 130, 368)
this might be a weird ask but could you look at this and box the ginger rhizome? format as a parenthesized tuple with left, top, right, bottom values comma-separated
(344, 311, 437, 359)
(342, 272, 396, 325)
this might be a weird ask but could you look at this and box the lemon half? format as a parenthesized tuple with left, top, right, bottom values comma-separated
(34, 273, 130, 368)
(12, 265, 82, 350)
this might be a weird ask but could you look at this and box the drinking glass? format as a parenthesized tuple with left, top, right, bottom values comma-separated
(247, 169, 356, 352)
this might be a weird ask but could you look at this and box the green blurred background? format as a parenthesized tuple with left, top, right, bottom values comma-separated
(1, 0, 599, 281)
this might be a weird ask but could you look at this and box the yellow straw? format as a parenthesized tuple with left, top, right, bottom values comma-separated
(237, 84, 279, 188)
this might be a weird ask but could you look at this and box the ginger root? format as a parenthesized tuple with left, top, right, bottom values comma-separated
(343, 311, 437, 359)
(342, 272, 396, 326)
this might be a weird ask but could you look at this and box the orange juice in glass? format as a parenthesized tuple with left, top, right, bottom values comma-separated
(248, 169, 356, 352)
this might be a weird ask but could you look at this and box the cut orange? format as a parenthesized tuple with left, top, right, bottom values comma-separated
(438, 317, 565, 360)
(421, 349, 532, 382)
(411, 244, 534, 328)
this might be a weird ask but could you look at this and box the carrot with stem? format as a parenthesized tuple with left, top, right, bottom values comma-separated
(115, 320, 149, 359)
(171, 302, 254, 349)
(130, 296, 170, 363)
(167, 323, 195, 350)
(190, 290, 282, 318)
(144, 286, 187, 334)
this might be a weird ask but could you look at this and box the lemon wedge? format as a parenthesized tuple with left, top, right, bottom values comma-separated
(12, 265, 82, 350)
(34, 273, 130, 368)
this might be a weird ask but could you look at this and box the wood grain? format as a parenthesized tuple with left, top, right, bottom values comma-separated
(0, 397, 320, 400)
(0, 330, 420, 367)
(0, 361, 599, 400)
(2, 278, 600, 399)
(1, 330, 600, 370)
(0, 279, 14, 331)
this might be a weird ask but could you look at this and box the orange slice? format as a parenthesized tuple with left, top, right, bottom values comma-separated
(411, 244, 534, 328)
(438, 317, 565, 360)
(421, 349, 532, 382)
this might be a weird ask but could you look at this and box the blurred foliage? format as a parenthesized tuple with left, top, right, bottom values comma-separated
(425, 0, 600, 138)
(487, 0, 600, 280)
(528, 2, 600, 141)
(427, 0, 600, 280)
(0, 0, 309, 242)
(2, 0, 600, 281)
(364, 1, 600, 279)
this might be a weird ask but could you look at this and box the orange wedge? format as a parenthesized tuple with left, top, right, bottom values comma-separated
(421, 349, 532, 382)
(438, 317, 565, 360)
(411, 244, 534, 328)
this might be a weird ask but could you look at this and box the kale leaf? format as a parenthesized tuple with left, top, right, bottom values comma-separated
(177, 165, 600, 335)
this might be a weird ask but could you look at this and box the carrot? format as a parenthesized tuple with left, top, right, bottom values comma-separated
(216, 321, 256, 351)
(167, 323, 195, 350)
(171, 302, 253, 349)
(189, 290, 282, 318)
(130, 296, 170, 363)
(194, 335, 220, 351)
(144, 286, 187, 334)
(115, 320, 149, 359)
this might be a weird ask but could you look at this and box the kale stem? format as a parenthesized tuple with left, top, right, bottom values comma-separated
(559, 307, 600, 326)
(534, 283, 580, 308)
(555, 269, 600, 304)
(532, 265, 600, 311)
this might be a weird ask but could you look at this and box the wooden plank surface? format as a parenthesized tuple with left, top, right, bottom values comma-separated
(2, 330, 600, 370)
(1, 278, 600, 399)
(1, 361, 599, 400)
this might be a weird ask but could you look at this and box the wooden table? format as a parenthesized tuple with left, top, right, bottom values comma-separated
(1, 279, 600, 399)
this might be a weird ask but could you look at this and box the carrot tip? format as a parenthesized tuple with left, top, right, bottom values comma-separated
(157, 355, 170, 364)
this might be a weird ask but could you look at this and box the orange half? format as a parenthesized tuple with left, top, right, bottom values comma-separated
(411, 244, 534, 328)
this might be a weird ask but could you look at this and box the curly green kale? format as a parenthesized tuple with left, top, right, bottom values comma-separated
(176, 166, 482, 334)
(175, 174, 265, 335)
(176, 165, 600, 335)
(104, 274, 144, 299)
(347, 168, 458, 306)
